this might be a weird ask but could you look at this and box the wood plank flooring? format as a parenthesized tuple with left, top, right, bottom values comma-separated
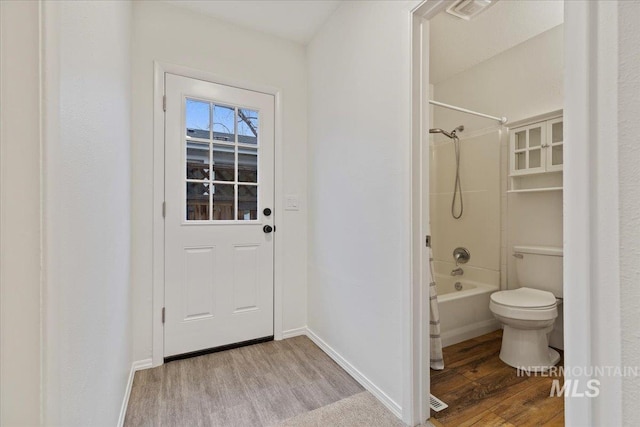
(430, 329, 564, 427)
(124, 336, 364, 427)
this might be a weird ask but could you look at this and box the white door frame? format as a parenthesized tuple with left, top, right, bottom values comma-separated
(408, 1, 622, 425)
(151, 61, 285, 367)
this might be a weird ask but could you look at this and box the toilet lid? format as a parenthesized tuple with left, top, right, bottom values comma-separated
(490, 287, 557, 309)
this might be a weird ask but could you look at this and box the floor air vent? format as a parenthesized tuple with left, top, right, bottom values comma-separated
(430, 394, 449, 412)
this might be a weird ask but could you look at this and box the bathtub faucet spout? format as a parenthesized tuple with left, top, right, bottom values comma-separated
(451, 267, 464, 276)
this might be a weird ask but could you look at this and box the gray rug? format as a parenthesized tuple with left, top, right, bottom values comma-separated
(273, 392, 407, 427)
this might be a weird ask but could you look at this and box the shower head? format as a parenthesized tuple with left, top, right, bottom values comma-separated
(451, 125, 464, 137)
(429, 128, 451, 138)
(429, 125, 464, 139)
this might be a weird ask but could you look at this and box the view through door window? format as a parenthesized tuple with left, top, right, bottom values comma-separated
(185, 98, 259, 221)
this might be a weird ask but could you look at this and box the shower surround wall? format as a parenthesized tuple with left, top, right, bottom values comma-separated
(429, 128, 503, 345)
(429, 130, 502, 284)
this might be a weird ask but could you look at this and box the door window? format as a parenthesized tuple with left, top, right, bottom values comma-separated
(184, 98, 260, 221)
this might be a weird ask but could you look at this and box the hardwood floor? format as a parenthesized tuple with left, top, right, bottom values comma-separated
(124, 336, 364, 427)
(430, 330, 564, 427)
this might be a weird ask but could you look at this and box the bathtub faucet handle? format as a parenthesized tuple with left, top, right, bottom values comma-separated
(453, 247, 471, 266)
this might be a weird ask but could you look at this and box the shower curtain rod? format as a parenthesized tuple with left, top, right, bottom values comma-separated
(429, 100, 508, 125)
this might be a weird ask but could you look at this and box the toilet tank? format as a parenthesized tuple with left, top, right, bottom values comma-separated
(513, 245, 563, 298)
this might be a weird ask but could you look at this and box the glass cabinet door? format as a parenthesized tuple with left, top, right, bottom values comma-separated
(546, 118, 563, 171)
(511, 122, 547, 175)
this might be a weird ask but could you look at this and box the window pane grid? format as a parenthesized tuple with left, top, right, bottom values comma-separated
(235, 108, 239, 206)
(234, 183, 239, 221)
(186, 136, 222, 144)
(186, 180, 258, 185)
(185, 98, 260, 222)
(209, 134, 213, 220)
(186, 140, 261, 149)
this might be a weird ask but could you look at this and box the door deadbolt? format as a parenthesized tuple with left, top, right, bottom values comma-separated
(263, 208, 272, 216)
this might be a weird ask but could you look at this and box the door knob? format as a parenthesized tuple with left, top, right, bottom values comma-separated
(263, 225, 273, 234)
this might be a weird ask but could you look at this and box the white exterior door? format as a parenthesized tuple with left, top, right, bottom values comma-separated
(164, 73, 275, 358)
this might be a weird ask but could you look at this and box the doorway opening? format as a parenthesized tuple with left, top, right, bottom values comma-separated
(413, 2, 565, 425)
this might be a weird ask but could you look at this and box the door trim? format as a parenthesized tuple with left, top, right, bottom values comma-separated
(152, 61, 285, 367)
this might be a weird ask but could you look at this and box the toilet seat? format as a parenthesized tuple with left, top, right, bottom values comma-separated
(490, 287, 558, 321)
(491, 287, 556, 308)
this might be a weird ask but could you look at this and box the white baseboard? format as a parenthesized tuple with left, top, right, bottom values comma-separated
(304, 327, 402, 419)
(441, 319, 501, 348)
(118, 358, 153, 427)
(132, 358, 153, 371)
(281, 326, 308, 339)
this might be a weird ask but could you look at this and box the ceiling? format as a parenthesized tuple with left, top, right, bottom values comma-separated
(429, 0, 564, 84)
(164, 0, 342, 45)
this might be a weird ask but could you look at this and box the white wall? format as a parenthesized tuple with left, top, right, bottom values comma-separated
(433, 25, 564, 133)
(618, 1, 640, 424)
(0, 1, 42, 424)
(131, 1, 308, 362)
(42, 1, 132, 425)
(307, 0, 416, 415)
(433, 25, 564, 293)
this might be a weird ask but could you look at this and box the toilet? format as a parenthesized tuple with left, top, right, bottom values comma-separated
(490, 245, 563, 371)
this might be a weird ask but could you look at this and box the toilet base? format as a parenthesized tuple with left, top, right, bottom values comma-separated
(499, 325, 561, 372)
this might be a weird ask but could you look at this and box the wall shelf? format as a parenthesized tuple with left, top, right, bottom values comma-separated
(507, 187, 563, 194)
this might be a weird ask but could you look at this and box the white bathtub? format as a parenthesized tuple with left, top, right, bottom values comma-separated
(435, 274, 500, 347)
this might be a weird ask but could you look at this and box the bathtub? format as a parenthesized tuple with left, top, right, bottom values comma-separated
(435, 274, 500, 347)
